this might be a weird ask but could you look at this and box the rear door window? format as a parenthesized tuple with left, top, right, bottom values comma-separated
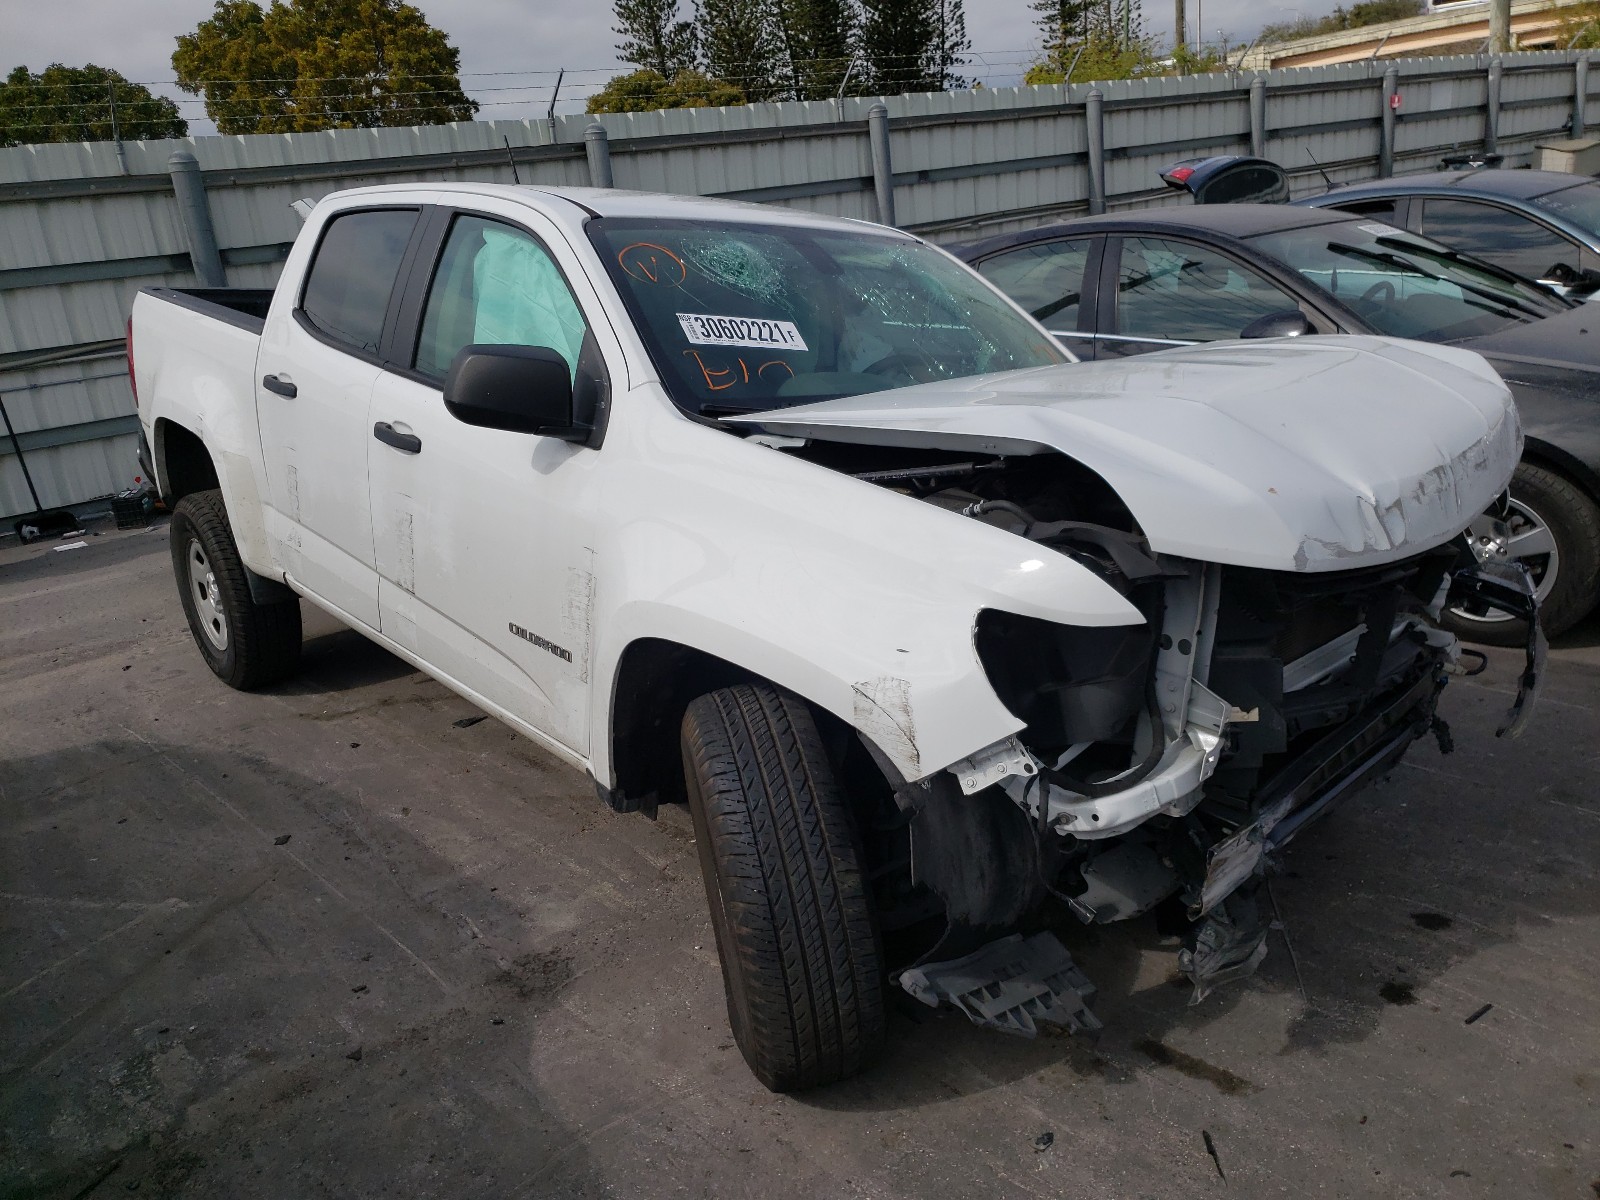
(1419, 198, 1574, 280)
(1332, 197, 1402, 220)
(300, 209, 419, 355)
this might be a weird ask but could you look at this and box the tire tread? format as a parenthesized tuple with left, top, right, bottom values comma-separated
(682, 684, 885, 1091)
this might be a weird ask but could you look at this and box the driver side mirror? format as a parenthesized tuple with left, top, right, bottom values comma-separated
(1239, 310, 1314, 339)
(443, 344, 588, 441)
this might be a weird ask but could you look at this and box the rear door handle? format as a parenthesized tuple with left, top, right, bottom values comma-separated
(262, 373, 297, 398)
(373, 421, 421, 454)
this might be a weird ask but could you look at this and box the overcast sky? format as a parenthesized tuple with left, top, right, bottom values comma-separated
(6, 0, 1326, 136)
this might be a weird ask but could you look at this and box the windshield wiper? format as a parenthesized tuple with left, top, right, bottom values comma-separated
(1323, 241, 1546, 320)
(1372, 235, 1571, 309)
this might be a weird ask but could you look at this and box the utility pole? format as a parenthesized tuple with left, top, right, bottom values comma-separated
(1489, 0, 1510, 53)
(1175, 0, 1187, 54)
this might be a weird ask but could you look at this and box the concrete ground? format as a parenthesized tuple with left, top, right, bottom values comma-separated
(2, 518, 1597, 1200)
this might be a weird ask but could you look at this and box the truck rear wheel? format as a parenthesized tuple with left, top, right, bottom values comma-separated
(681, 684, 886, 1092)
(170, 489, 302, 690)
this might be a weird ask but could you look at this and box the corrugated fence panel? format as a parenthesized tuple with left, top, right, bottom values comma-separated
(2, 50, 1595, 518)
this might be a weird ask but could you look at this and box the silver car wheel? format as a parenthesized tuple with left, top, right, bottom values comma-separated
(1450, 496, 1560, 626)
(186, 538, 230, 652)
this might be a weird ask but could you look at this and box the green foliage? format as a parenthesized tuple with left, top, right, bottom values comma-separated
(172, 0, 477, 134)
(0, 63, 187, 146)
(614, 0, 699, 77)
(859, 0, 970, 92)
(585, 68, 746, 113)
(1023, 33, 1148, 84)
(1556, 0, 1600, 48)
(697, 0, 785, 99)
(1170, 43, 1227, 72)
(777, 0, 859, 99)
(1258, 0, 1424, 43)
(1029, 0, 1146, 83)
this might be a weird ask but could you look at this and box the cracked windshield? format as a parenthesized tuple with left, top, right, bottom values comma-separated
(589, 218, 1066, 415)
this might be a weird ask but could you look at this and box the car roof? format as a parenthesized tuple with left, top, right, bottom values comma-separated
(957, 203, 1351, 258)
(322, 181, 896, 239)
(1312, 169, 1589, 202)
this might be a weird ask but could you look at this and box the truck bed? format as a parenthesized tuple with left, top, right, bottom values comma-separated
(141, 287, 274, 335)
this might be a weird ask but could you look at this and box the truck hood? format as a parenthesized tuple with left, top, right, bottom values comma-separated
(731, 336, 1519, 572)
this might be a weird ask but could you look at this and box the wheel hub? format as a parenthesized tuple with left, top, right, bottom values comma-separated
(187, 539, 229, 652)
(1451, 497, 1559, 626)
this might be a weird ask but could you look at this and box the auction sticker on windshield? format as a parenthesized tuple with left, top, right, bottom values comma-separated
(678, 313, 809, 352)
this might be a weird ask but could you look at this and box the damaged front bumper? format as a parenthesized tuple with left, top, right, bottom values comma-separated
(900, 556, 1543, 1028)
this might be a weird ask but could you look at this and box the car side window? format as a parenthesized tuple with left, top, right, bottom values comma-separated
(1114, 237, 1299, 344)
(975, 239, 1093, 331)
(415, 214, 590, 381)
(1334, 198, 1400, 219)
(1419, 199, 1572, 279)
(300, 209, 418, 354)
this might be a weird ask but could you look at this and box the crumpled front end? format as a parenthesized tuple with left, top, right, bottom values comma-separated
(827, 469, 1541, 1030)
(937, 540, 1543, 1007)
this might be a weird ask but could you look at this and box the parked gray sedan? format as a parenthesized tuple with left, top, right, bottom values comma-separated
(1299, 169, 1600, 298)
(958, 205, 1600, 643)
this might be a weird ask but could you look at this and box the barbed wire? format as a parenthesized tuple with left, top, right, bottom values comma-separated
(4, 45, 1178, 138)
(2, 48, 1068, 114)
(75, 48, 1056, 92)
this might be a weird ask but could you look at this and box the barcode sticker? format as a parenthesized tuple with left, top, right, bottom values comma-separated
(677, 313, 808, 352)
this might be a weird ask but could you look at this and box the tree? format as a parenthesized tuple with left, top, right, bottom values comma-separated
(1029, 0, 1144, 80)
(929, 0, 971, 89)
(613, 0, 699, 77)
(586, 68, 745, 113)
(1031, 0, 1096, 67)
(860, 0, 937, 93)
(697, 0, 785, 100)
(857, 0, 968, 93)
(777, 0, 858, 100)
(172, 0, 477, 135)
(0, 64, 187, 147)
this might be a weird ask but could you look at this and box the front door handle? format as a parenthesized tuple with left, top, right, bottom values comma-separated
(373, 421, 422, 454)
(262, 373, 297, 398)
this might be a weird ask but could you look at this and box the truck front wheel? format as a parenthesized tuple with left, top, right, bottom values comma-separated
(681, 684, 886, 1091)
(170, 489, 302, 690)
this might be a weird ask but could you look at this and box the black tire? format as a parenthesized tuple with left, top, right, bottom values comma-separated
(681, 684, 886, 1092)
(1445, 462, 1600, 646)
(170, 489, 302, 690)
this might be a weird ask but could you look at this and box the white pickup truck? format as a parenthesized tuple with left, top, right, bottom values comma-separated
(130, 182, 1541, 1091)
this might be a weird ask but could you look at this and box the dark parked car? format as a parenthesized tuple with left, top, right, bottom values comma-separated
(958, 205, 1600, 642)
(1299, 168, 1600, 298)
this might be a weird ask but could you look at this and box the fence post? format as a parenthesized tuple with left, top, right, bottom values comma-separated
(167, 150, 224, 288)
(1576, 57, 1589, 138)
(868, 104, 896, 227)
(1380, 65, 1399, 177)
(1086, 88, 1107, 216)
(1485, 57, 1503, 156)
(1249, 75, 1268, 159)
(584, 123, 613, 188)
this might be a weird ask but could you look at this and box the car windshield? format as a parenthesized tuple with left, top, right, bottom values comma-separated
(587, 217, 1066, 415)
(1250, 218, 1562, 342)
(1531, 179, 1600, 231)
